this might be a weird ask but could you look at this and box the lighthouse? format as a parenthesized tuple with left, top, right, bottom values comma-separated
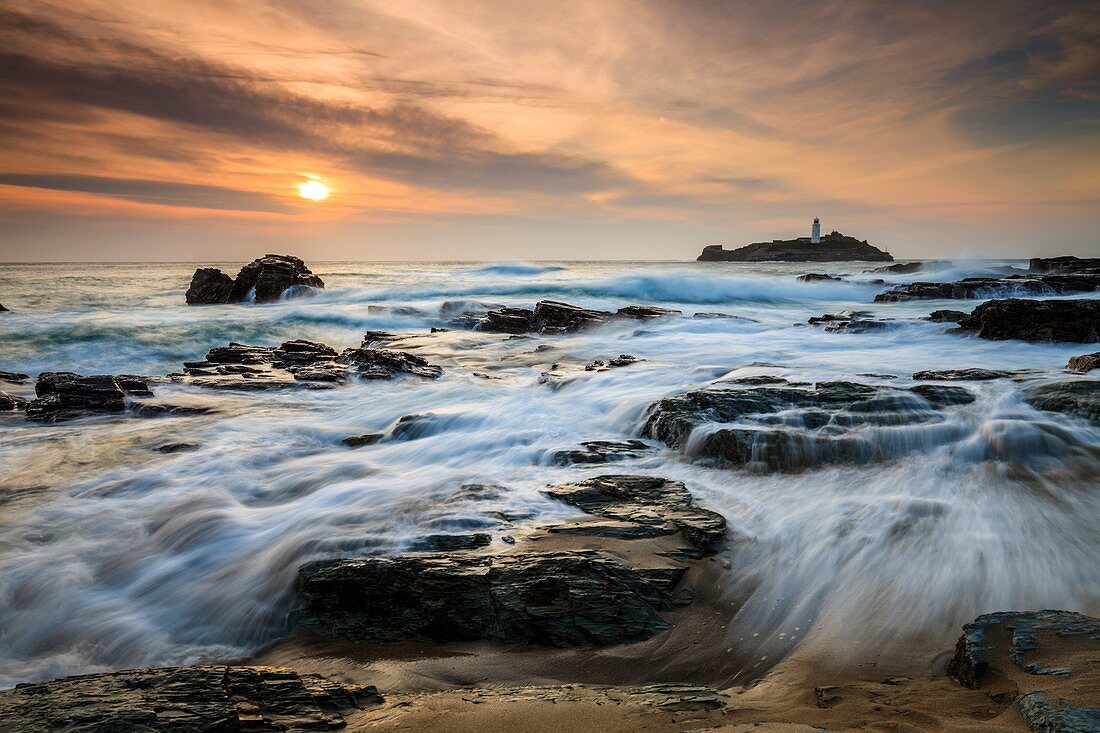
(811, 217, 821, 244)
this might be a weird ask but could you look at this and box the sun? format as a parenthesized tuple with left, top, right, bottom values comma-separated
(299, 180, 330, 201)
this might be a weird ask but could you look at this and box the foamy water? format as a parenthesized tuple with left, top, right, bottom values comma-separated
(0, 259, 1097, 687)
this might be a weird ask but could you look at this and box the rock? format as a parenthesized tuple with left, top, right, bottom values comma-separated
(205, 342, 278, 364)
(692, 312, 757, 321)
(927, 309, 969, 323)
(550, 440, 652, 465)
(807, 310, 894, 333)
(273, 339, 338, 365)
(534, 300, 614, 333)
(408, 533, 492, 552)
(0, 302, 7, 311)
(643, 378, 974, 471)
(482, 306, 538, 334)
(337, 347, 443, 379)
(0, 392, 26, 411)
(1068, 353, 1100, 373)
(544, 475, 726, 551)
(698, 232, 892, 262)
(0, 371, 30, 384)
(0, 665, 382, 732)
(946, 610, 1100, 733)
(184, 267, 234, 304)
(342, 433, 383, 448)
(228, 254, 324, 303)
(866, 261, 948, 274)
(912, 368, 1027, 381)
(585, 354, 643, 371)
(1029, 256, 1100, 274)
(1025, 380, 1100, 424)
(875, 274, 1100, 302)
(615, 306, 682, 319)
(797, 273, 842, 282)
(296, 550, 675, 646)
(25, 372, 132, 422)
(154, 442, 200, 453)
(956, 299, 1100, 342)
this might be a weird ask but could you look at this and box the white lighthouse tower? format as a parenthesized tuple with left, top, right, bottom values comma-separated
(811, 217, 821, 244)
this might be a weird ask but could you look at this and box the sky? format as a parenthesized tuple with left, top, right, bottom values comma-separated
(0, 0, 1098, 261)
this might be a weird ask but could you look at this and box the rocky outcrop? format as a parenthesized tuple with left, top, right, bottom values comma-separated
(875, 273, 1100, 302)
(545, 475, 726, 551)
(927, 309, 968, 323)
(615, 305, 682, 319)
(955, 299, 1100, 343)
(946, 610, 1100, 733)
(1068, 353, 1100, 373)
(297, 550, 677, 646)
(549, 440, 652, 465)
(1025, 380, 1100, 424)
(912, 368, 1029, 381)
(698, 232, 892, 263)
(797, 273, 843, 282)
(0, 665, 382, 732)
(807, 310, 895, 333)
(466, 301, 685, 335)
(337, 347, 443, 380)
(0, 392, 26, 411)
(1029, 256, 1100, 274)
(643, 377, 973, 471)
(186, 254, 324, 305)
(25, 372, 150, 422)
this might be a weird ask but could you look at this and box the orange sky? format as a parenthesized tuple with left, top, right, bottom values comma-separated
(1, 0, 1098, 260)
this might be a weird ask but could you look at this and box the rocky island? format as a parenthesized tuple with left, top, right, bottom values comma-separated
(699, 230, 893, 263)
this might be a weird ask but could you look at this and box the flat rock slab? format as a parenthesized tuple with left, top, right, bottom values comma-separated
(946, 610, 1100, 733)
(1026, 380, 1100, 424)
(297, 550, 674, 647)
(550, 439, 652, 465)
(0, 665, 381, 732)
(544, 475, 726, 551)
(912, 368, 1033, 381)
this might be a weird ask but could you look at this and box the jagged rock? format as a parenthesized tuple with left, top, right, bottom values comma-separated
(797, 273, 842, 282)
(0, 371, 29, 384)
(184, 267, 234, 304)
(25, 372, 141, 422)
(409, 533, 492, 552)
(342, 433, 383, 448)
(927, 309, 969, 323)
(875, 274, 1100, 302)
(585, 354, 643, 371)
(0, 392, 26, 411)
(297, 550, 674, 646)
(698, 232, 892, 262)
(545, 475, 726, 551)
(946, 610, 1100, 733)
(337, 348, 442, 379)
(482, 306, 537, 334)
(1029, 256, 1100, 274)
(228, 254, 324, 303)
(0, 665, 382, 732)
(205, 342, 278, 365)
(615, 306, 682, 319)
(956, 299, 1100, 343)
(866, 261, 949, 274)
(1068, 353, 1100, 373)
(807, 311, 894, 333)
(643, 378, 974, 471)
(550, 440, 652, 465)
(534, 300, 614, 333)
(1025, 380, 1100, 424)
(273, 339, 338, 365)
(912, 368, 1027, 381)
(0, 302, 7, 311)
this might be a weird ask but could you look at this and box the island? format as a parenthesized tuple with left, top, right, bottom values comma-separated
(698, 230, 893, 263)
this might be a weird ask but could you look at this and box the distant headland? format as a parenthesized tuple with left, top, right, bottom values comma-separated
(698, 218, 893, 262)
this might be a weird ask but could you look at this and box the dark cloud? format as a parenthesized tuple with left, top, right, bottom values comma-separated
(0, 174, 294, 213)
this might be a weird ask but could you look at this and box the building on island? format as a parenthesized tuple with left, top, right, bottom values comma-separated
(811, 217, 821, 244)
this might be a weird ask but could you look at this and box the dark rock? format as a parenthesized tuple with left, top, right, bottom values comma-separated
(154, 442, 200, 453)
(0, 665, 381, 732)
(544, 475, 726, 551)
(1029, 256, 1100, 274)
(585, 354, 643, 371)
(297, 550, 674, 646)
(912, 368, 1026, 381)
(534, 300, 614, 333)
(274, 339, 338, 365)
(0, 302, 6, 311)
(927, 309, 968, 323)
(205, 342, 278, 364)
(184, 267, 233, 304)
(615, 306, 682, 319)
(908, 384, 977, 407)
(1068, 353, 1100, 373)
(797, 273, 843, 282)
(1025, 380, 1100, 424)
(361, 331, 398, 347)
(698, 231, 892, 262)
(0, 392, 26, 411)
(337, 348, 443, 379)
(808, 310, 894, 333)
(692, 312, 757, 321)
(408, 533, 492, 552)
(866, 261, 949, 274)
(228, 254, 324, 303)
(26, 372, 129, 422)
(0, 370, 30, 384)
(342, 433, 383, 448)
(550, 440, 652, 465)
(367, 305, 427, 317)
(955, 299, 1100, 342)
(875, 274, 1100, 302)
(481, 306, 537, 334)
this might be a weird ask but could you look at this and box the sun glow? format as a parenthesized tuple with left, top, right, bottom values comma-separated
(299, 180, 330, 201)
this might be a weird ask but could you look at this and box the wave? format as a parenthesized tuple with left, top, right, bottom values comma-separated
(467, 263, 566, 276)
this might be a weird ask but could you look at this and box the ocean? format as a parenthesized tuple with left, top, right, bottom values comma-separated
(0, 259, 1097, 688)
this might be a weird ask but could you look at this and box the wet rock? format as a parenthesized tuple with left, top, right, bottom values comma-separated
(534, 300, 614, 333)
(550, 440, 652, 465)
(912, 368, 1026, 381)
(797, 273, 843, 282)
(545, 475, 727, 551)
(297, 550, 675, 646)
(1025, 380, 1100, 424)
(0, 392, 26, 411)
(361, 331, 398, 347)
(367, 305, 427, 317)
(615, 305, 682, 319)
(692, 312, 756, 321)
(154, 442, 200, 453)
(0, 302, 6, 311)
(273, 339, 338, 365)
(1068, 352, 1100, 373)
(409, 533, 492, 552)
(337, 347, 443, 379)
(956, 299, 1100, 343)
(808, 310, 894, 333)
(875, 274, 1100, 302)
(0, 371, 30, 384)
(342, 433, 383, 448)
(482, 306, 537, 334)
(26, 372, 130, 422)
(927, 309, 969, 323)
(228, 254, 324, 303)
(585, 354, 643, 371)
(0, 665, 381, 732)
(205, 342, 278, 365)
(1029, 255, 1100, 274)
(184, 267, 234, 304)
(866, 261, 949, 275)
(907, 384, 978, 407)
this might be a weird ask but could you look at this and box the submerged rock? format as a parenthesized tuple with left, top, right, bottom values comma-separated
(1025, 380, 1100, 424)
(408, 533, 492, 552)
(807, 310, 895, 334)
(615, 305, 682, 319)
(550, 439, 652, 465)
(875, 274, 1100, 302)
(473, 301, 681, 334)
(912, 368, 1028, 381)
(545, 475, 726, 551)
(297, 550, 675, 646)
(342, 432, 383, 448)
(927, 309, 968, 323)
(184, 267, 233, 304)
(0, 665, 382, 732)
(797, 273, 843, 282)
(0, 371, 30, 384)
(955, 299, 1100, 343)
(185, 254, 324, 305)
(866, 261, 949, 275)
(1068, 352, 1100, 373)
